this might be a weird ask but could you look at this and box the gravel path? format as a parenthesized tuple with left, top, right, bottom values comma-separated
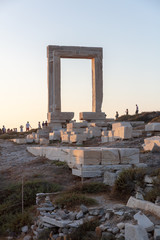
(0, 140, 37, 171)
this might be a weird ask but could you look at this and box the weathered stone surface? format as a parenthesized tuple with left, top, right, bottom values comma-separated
(67, 122, 88, 130)
(72, 168, 102, 177)
(132, 130, 143, 138)
(117, 222, 125, 229)
(70, 133, 87, 143)
(143, 136, 160, 152)
(21, 225, 28, 233)
(114, 126, 132, 140)
(101, 136, 109, 143)
(145, 123, 160, 132)
(49, 131, 61, 141)
(48, 112, 74, 122)
(79, 112, 106, 121)
(80, 204, 88, 214)
(103, 171, 117, 186)
(72, 149, 101, 165)
(76, 210, 84, 220)
(41, 216, 71, 228)
(61, 133, 70, 143)
(154, 228, 160, 240)
(11, 138, 26, 144)
(40, 138, 49, 145)
(101, 148, 120, 165)
(108, 130, 115, 142)
(143, 142, 160, 152)
(144, 136, 160, 145)
(119, 148, 139, 164)
(125, 223, 149, 240)
(134, 211, 154, 232)
(127, 196, 160, 218)
(144, 175, 153, 184)
(112, 122, 131, 131)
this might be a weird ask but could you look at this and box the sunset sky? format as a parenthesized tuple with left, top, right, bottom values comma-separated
(0, 0, 160, 130)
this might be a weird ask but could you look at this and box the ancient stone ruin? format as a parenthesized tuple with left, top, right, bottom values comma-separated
(47, 45, 106, 129)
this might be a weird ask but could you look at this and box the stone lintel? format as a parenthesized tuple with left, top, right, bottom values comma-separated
(79, 112, 106, 121)
(47, 45, 102, 59)
(48, 112, 74, 123)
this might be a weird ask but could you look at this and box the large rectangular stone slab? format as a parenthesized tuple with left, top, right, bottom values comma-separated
(79, 112, 106, 121)
(112, 122, 131, 131)
(72, 149, 101, 165)
(72, 168, 102, 177)
(101, 148, 120, 165)
(119, 148, 139, 164)
(114, 126, 132, 139)
(145, 123, 160, 132)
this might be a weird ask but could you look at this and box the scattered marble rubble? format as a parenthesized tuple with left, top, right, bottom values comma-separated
(11, 121, 145, 145)
(24, 194, 160, 240)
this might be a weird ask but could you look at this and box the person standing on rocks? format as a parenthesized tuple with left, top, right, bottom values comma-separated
(115, 111, 119, 120)
(20, 125, 24, 132)
(38, 122, 41, 129)
(2, 125, 6, 134)
(126, 109, 129, 115)
(26, 121, 31, 131)
(42, 121, 45, 128)
(135, 104, 139, 115)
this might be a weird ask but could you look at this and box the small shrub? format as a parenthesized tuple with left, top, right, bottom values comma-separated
(0, 180, 61, 234)
(112, 168, 146, 198)
(51, 160, 68, 167)
(55, 193, 97, 208)
(145, 188, 160, 202)
(69, 182, 110, 194)
(3, 210, 32, 234)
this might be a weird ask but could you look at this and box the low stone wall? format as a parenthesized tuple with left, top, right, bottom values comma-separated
(27, 146, 142, 180)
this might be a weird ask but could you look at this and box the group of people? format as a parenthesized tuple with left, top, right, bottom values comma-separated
(115, 104, 139, 120)
(38, 120, 48, 129)
(0, 120, 49, 134)
(22, 120, 48, 132)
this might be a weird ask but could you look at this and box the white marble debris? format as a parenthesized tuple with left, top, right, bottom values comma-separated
(125, 223, 149, 240)
(134, 211, 154, 232)
(127, 196, 160, 218)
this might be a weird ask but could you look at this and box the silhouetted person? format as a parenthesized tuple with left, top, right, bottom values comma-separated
(135, 104, 139, 115)
(45, 120, 48, 127)
(2, 125, 6, 134)
(20, 125, 24, 132)
(38, 122, 41, 129)
(126, 109, 129, 115)
(115, 111, 119, 120)
(42, 121, 45, 128)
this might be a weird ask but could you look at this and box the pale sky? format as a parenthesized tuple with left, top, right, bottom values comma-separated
(0, 0, 160, 130)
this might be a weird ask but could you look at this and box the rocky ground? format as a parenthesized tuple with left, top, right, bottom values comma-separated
(0, 134, 160, 240)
